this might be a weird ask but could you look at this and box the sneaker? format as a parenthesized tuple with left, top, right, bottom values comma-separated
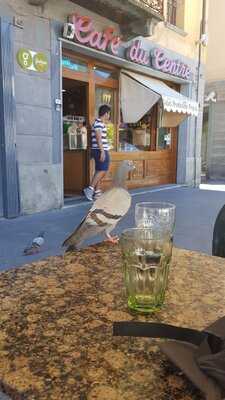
(83, 186, 94, 201)
(93, 190, 103, 200)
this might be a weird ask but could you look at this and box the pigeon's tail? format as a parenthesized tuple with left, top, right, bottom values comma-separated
(62, 233, 82, 252)
(64, 244, 78, 253)
(23, 244, 40, 256)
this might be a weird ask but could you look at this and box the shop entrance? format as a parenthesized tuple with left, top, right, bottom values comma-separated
(62, 77, 88, 197)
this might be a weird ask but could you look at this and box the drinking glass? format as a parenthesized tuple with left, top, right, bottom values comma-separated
(120, 228, 173, 313)
(135, 202, 176, 236)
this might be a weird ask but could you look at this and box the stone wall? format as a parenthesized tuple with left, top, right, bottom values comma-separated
(205, 81, 225, 180)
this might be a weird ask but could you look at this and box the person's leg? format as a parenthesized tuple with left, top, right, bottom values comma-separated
(83, 150, 98, 201)
(84, 150, 109, 201)
(91, 171, 106, 191)
(93, 150, 110, 193)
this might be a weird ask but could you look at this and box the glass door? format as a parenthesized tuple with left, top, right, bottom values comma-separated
(93, 65, 119, 151)
(62, 52, 89, 196)
(95, 86, 117, 150)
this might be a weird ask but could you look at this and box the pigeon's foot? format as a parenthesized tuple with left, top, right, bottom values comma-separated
(105, 234, 119, 244)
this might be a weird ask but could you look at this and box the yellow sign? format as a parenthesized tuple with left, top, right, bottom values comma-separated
(102, 93, 111, 104)
(17, 48, 49, 73)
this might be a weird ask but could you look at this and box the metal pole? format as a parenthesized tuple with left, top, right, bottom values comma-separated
(194, 0, 207, 186)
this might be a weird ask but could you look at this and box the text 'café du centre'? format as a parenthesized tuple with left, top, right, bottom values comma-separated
(0, 4, 203, 218)
(66, 15, 192, 80)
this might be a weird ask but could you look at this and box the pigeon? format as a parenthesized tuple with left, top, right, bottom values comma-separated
(23, 231, 45, 255)
(62, 160, 135, 252)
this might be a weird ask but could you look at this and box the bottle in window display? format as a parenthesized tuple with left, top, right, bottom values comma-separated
(68, 122, 78, 149)
(77, 121, 87, 149)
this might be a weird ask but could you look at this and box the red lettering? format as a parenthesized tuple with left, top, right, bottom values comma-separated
(137, 48, 147, 65)
(180, 64, 187, 79)
(169, 61, 177, 74)
(89, 30, 102, 48)
(69, 15, 121, 54)
(127, 40, 149, 65)
(177, 63, 183, 76)
(100, 27, 114, 51)
(74, 15, 93, 44)
(66, 16, 193, 80)
(173, 62, 181, 75)
(152, 49, 164, 70)
(110, 37, 121, 55)
(162, 59, 171, 73)
(151, 49, 191, 80)
(128, 40, 140, 61)
(185, 68, 191, 80)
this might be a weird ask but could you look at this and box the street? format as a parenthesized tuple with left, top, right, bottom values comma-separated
(1, 184, 225, 271)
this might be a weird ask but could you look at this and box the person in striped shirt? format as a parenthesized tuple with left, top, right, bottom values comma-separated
(84, 104, 111, 201)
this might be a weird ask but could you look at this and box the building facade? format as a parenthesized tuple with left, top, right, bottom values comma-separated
(0, 0, 206, 218)
(203, 0, 225, 180)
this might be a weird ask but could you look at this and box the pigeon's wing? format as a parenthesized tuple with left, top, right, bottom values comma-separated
(62, 212, 106, 250)
(62, 187, 131, 250)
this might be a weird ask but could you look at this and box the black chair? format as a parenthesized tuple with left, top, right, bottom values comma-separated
(212, 204, 225, 257)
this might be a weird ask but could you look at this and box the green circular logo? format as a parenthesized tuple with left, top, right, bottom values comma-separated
(33, 52, 48, 73)
(17, 48, 32, 70)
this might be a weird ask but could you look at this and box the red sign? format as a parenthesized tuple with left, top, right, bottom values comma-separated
(64, 15, 192, 80)
(151, 48, 191, 80)
(68, 14, 121, 55)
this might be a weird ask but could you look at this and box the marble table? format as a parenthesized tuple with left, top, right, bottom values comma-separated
(0, 243, 225, 400)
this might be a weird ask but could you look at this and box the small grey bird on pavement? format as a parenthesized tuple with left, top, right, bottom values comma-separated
(62, 160, 135, 252)
(23, 231, 45, 255)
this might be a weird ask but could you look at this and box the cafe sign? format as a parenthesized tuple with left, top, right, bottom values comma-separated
(64, 15, 121, 55)
(17, 48, 49, 73)
(63, 14, 193, 80)
(126, 42, 191, 80)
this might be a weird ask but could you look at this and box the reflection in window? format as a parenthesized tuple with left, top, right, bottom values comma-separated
(93, 66, 117, 80)
(95, 87, 115, 150)
(157, 128, 172, 150)
(62, 57, 88, 73)
(119, 114, 151, 152)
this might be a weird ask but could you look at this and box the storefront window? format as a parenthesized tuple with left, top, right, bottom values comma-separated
(95, 86, 116, 150)
(157, 128, 172, 150)
(93, 66, 117, 80)
(119, 114, 151, 152)
(62, 57, 88, 73)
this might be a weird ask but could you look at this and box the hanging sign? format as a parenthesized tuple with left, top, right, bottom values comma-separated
(17, 48, 49, 72)
(63, 14, 193, 80)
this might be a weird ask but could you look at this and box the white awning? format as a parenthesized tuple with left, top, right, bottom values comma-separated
(120, 70, 199, 124)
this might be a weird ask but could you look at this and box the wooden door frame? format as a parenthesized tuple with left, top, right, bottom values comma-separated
(62, 50, 120, 187)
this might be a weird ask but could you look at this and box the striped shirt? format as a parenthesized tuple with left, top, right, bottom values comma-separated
(91, 118, 109, 150)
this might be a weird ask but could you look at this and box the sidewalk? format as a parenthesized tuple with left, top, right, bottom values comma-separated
(1, 184, 225, 271)
(200, 179, 225, 191)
